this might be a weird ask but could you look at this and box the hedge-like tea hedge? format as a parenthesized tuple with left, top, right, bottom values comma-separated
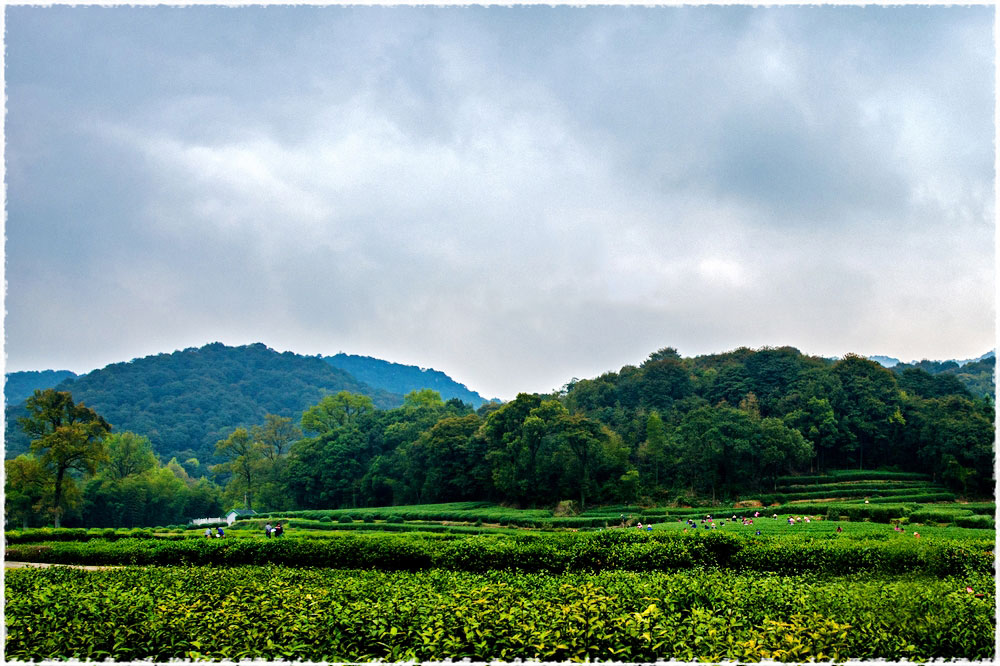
(4, 528, 190, 545)
(776, 471, 932, 484)
(6, 566, 994, 662)
(5, 531, 992, 577)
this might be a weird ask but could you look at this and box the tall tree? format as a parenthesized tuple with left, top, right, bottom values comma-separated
(252, 414, 301, 463)
(637, 411, 670, 488)
(18, 390, 111, 527)
(5, 455, 53, 528)
(104, 432, 158, 482)
(831, 355, 905, 470)
(301, 391, 375, 434)
(214, 427, 264, 510)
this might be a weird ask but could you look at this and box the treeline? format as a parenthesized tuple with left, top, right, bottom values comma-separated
(5, 346, 994, 527)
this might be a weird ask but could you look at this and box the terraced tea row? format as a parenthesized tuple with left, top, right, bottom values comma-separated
(6, 530, 992, 576)
(6, 566, 993, 661)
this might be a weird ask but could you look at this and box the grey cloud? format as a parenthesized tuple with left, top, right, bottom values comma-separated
(5, 5, 993, 399)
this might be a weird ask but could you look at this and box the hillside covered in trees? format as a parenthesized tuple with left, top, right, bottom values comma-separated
(4, 343, 403, 468)
(6, 344, 993, 528)
(888, 353, 995, 399)
(323, 353, 493, 407)
(4, 370, 78, 405)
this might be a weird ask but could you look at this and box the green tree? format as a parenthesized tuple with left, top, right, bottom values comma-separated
(831, 355, 905, 470)
(213, 427, 264, 510)
(252, 414, 301, 462)
(637, 411, 670, 488)
(104, 432, 158, 482)
(403, 389, 446, 409)
(782, 397, 839, 472)
(639, 357, 692, 411)
(756, 417, 813, 490)
(18, 389, 111, 527)
(301, 391, 375, 434)
(402, 414, 484, 503)
(556, 412, 607, 509)
(5, 454, 52, 528)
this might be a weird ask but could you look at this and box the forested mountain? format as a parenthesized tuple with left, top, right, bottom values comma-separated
(885, 351, 995, 399)
(323, 353, 493, 407)
(4, 343, 403, 468)
(5, 370, 78, 405)
(6, 343, 994, 528)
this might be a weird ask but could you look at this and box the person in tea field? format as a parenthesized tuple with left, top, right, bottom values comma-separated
(265, 523, 273, 538)
(274, 522, 284, 537)
(836, 525, 843, 533)
(205, 528, 212, 538)
(217, 526, 225, 538)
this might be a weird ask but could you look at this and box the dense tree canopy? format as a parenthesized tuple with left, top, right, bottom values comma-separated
(5, 345, 994, 527)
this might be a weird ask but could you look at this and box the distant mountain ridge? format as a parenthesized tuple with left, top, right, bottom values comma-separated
(869, 350, 994, 369)
(4, 369, 78, 405)
(869, 350, 994, 399)
(323, 353, 492, 408)
(4, 343, 404, 466)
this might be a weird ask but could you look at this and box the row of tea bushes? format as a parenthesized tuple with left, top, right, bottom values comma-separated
(776, 471, 932, 485)
(6, 566, 993, 661)
(6, 531, 992, 576)
(754, 487, 952, 505)
(3, 527, 193, 544)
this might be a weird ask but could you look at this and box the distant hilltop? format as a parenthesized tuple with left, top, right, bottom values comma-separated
(869, 350, 994, 369)
(323, 353, 493, 408)
(4, 342, 494, 465)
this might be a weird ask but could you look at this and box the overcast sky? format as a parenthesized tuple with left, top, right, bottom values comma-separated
(5, 5, 995, 400)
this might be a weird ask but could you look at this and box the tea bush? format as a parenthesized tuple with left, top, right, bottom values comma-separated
(5, 566, 993, 662)
(6, 531, 992, 576)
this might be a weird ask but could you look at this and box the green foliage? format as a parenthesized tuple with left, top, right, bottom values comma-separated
(5, 566, 994, 661)
(6, 530, 993, 577)
(5, 346, 995, 522)
(324, 353, 488, 407)
(17, 390, 112, 527)
(4, 370, 78, 407)
(5, 343, 403, 468)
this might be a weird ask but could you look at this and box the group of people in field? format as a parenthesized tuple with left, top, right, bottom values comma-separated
(674, 511, 829, 536)
(204, 522, 287, 538)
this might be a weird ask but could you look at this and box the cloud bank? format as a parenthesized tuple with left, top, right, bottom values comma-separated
(6, 6, 994, 399)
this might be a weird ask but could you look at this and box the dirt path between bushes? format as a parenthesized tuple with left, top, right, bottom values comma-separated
(5, 561, 120, 571)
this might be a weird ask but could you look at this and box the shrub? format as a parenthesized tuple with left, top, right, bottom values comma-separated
(320, 516, 332, 523)
(953, 515, 994, 529)
(363, 514, 375, 523)
(338, 515, 354, 524)
(386, 515, 404, 524)
(909, 508, 972, 524)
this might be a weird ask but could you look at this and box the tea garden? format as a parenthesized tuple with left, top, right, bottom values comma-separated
(5, 497, 996, 662)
